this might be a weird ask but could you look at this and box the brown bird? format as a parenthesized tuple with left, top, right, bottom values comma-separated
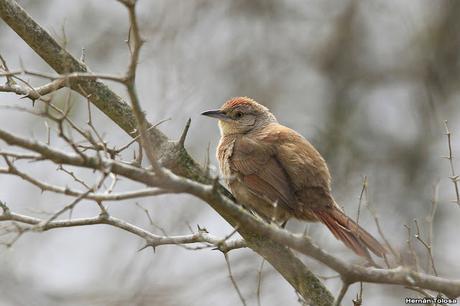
(202, 97, 387, 258)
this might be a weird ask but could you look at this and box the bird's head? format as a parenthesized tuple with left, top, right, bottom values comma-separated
(201, 97, 277, 136)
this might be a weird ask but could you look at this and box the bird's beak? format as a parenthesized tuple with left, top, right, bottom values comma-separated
(201, 109, 230, 121)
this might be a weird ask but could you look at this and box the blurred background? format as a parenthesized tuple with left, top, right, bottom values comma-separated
(1, 0, 460, 305)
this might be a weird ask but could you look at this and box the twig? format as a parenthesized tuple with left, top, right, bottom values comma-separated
(224, 253, 247, 306)
(257, 259, 265, 306)
(117, 0, 163, 175)
(0, 54, 15, 85)
(135, 202, 154, 225)
(36, 190, 92, 228)
(0, 78, 65, 100)
(333, 282, 350, 306)
(404, 224, 420, 272)
(352, 282, 363, 306)
(0, 162, 167, 201)
(115, 118, 171, 155)
(0, 209, 246, 252)
(414, 219, 438, 276)
(357, 176, 390, 267)
(427, 181, 439, 265)
(366, 196, 398, 265)
(443, 121, 460, 206)
(356, 176, 367, 224)
(0, 69, 124, 83)
(57, 165, 92, 189)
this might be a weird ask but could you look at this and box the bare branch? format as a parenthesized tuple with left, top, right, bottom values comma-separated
(0, 78, 65, 100)
(0, 209, 246, 252)
(414, 219, 438, 276)
(0, 161, 167, 201)
(224, 253, 247, 306)
(443, 120, 460, 206)
(333, 282, 350, 306)
(257, 259, 265, 306)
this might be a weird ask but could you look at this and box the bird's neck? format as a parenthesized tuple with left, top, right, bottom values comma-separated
(218, 117, 277, 137)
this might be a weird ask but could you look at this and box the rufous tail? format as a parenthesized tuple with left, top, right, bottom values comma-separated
(313, 207, 387, 258)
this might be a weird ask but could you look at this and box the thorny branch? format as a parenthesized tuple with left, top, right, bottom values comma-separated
(443, 121, 460, 206)
(0, 206, 245, 252)
(224, 253, 248, 306)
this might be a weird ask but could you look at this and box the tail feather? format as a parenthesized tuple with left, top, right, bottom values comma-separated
(314, 208, 387, 258)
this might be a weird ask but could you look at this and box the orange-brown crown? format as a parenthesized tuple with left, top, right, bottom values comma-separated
(221, 97, 269, 113)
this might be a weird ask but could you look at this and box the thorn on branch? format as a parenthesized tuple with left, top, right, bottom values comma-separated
(413, 219, 438, 276)
(80, 47, 86, 63)
(333, 282, 350, 306)
(0, 200, 10, 215)
(224, 253, 247, 306)
(443, 120, 460, 207)
(138, 242, 156, 253)
(197, 224, 209, 234)
(178, 118, 191, 148)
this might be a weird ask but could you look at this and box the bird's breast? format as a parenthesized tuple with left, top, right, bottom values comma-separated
(217, 137, 235, 185)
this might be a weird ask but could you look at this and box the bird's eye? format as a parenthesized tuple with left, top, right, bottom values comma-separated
(234, 111, 243, 119)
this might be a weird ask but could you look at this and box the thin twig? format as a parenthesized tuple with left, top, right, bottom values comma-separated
(366, 197, 397, 266)
(427, 181, 440, 267)
(404, 224, 419, 272)
(356, 176, 367, 225)
(0, 54, 15, 85)
(115, 118, 171, 154)
(118, 0, 163, 175)
(334, 282, 350, 306)
(257, 259, 265, 306)
(443, 121, 460, 206)
(224, 253, 247, 306)
(57, 165, 92, 189)
(414, 219, 438, 276)
(352, 282, 363, 306)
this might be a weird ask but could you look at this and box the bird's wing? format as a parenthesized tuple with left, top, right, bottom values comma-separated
(229, 123, 334, 214)
(230, 135, 295, 210)
(259, 123, 335, 212)
(247, 124, 387, 258)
